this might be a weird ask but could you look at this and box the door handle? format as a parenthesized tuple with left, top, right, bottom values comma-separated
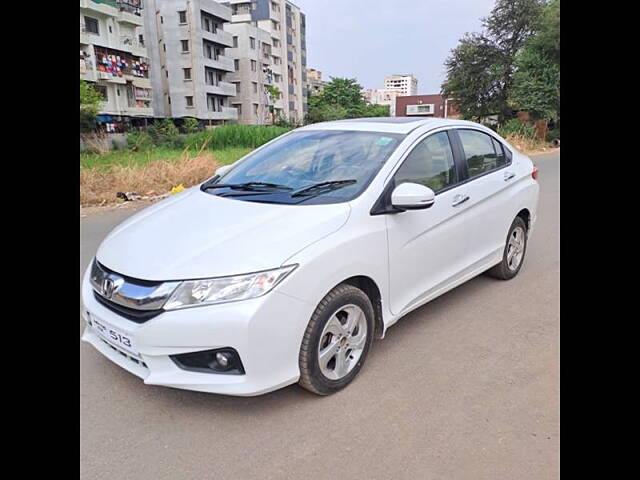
(504, 171, 516, 181)
(452, 194, 470, 207)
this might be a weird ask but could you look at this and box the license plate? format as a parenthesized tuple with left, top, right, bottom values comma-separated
(90, 314, 138, 356)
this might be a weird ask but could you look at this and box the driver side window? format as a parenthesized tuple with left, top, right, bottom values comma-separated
(393, 131, 457, 193)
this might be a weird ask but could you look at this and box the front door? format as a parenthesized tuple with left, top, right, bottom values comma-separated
(386, 130, 475, 315)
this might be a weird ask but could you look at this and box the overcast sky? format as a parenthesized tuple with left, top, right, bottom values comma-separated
(293, 0, 495, 93)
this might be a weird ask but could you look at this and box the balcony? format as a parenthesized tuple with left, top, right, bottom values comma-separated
(206, 106, 238, 121)
(205, 81, 237, 97)
(201, 28, 234, 48)
(81, 1, 144, 25)
(120, 35, 147, 57)
(203, 55, 235, 73)
(125, 105, 154, 117)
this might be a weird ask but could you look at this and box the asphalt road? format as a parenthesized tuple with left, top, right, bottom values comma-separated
(80, 151, 559, 480)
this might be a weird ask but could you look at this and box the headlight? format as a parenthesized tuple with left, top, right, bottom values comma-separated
(163, 265, 297, 310)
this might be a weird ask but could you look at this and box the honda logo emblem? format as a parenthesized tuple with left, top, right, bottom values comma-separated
(101, 277, 116, 299)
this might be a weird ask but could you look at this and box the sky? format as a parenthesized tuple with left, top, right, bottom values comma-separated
(293, 0, 496, 94)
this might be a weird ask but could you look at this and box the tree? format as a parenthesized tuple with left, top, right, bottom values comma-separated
(80, 80, 104, 133)
(304, 77, 388, 124)
(509, 0, 560, 120)
(441, 0, 544, 122)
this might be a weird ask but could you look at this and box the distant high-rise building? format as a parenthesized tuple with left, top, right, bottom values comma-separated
(217, 0, 307, 124)
(144, 0, 238, 124)
(306, 68, 325, 95)
(384, 74, 418, 96)
(80, 0, 153, 129)
(225, 22, 278, 124)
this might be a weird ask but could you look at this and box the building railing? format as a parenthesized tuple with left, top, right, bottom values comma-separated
(91, 0, 144, 15)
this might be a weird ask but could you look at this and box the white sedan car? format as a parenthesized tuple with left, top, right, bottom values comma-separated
(81, 117, 539, 396)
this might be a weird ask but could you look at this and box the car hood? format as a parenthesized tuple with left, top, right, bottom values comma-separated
(96, 188, 351, 280)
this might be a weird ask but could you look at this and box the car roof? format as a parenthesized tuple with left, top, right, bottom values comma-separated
(297, 117, 485, 135)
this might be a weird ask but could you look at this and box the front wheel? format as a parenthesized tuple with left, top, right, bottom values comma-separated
(298, 284, 374, 395)
(487, 216, 528, 280)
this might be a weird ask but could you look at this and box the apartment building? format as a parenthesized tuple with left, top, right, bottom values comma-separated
(80, 0, 153, 128)
(225, 23, 281, 124)
(306, 68, 325, 95)
(363, 88, 401, 116)
(144, 0, 238, 124)
(216, 0, 307, 124)
(384, 74, 418, 96)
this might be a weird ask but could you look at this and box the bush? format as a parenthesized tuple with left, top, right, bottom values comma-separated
(148, 119, 182, 148)
(181, 118, 201, 134)
(127, 131, 154, 151)
(497, 119, 536, 138)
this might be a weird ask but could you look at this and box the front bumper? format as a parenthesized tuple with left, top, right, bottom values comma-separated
(81, 269, 315, 396)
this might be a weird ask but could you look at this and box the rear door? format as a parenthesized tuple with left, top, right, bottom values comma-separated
(449, 128, 518, 265)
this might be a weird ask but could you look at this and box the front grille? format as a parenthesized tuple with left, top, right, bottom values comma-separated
(93, 291, 163, 323)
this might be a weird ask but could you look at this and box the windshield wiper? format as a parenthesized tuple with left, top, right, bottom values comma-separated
(201, 181, 292, 192)
(291, 180, 357, 198)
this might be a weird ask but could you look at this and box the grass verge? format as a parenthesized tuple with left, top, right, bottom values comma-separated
(80, 146, 252, 206)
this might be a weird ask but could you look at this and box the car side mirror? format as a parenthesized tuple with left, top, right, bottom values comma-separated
(391, 182, 435, 210)
(215, 165, 232, 177)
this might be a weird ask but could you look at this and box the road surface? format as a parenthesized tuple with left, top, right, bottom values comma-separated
(80, 151, 559, 480)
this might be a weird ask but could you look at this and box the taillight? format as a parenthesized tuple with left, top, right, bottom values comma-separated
(532, 165, 538, 180)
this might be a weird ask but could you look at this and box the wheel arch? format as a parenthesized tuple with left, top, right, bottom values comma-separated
(516, 208, 531, 231)
(341, 276, 385, 340)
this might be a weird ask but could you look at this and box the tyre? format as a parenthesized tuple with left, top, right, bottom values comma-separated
(488, 216, 528, 280)
(298, 284, 375, 395)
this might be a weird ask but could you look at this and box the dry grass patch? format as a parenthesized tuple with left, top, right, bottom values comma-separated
(503, 132, 550, 155)
(80, 151, 220, 206)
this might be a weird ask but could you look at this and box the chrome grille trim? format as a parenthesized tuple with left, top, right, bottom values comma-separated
(90, 259, 180, 312)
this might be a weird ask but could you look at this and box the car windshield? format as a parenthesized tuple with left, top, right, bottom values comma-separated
(202, 129, 405, 205)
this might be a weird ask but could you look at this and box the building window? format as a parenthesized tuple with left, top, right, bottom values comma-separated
(185, 96, 194, 107)
(253, 82, 258, 93)
(234, 82, 241, 93)
(160, 16, 164, 24)
(250, 37, 256, 49)
(234, 59, 240, 70)
(163, 43, 166, 52)
(181, 40, 189, 52)
(183, 68, 191, 80)
(178, 10, 187, 23)
(165, 70, 169, 77)
(84, 16, 99, 34)
(253, 104, 259, 114)
(205, 68, 216, 85)
(168, 95, 171, 104)
(235, 104, 242, 115)
(233, 36, 238, 48)
(251, 60, 257, 72)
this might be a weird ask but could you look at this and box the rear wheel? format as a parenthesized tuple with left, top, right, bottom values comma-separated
(298, 284, 374, 395)
(487, 216, 528, 280)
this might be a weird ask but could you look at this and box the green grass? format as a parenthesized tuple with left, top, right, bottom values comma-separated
(186, 124, 291, 150)
(80, 146, 253, 170)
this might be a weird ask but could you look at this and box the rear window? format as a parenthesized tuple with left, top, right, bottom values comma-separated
(458, 129, 507, 179)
